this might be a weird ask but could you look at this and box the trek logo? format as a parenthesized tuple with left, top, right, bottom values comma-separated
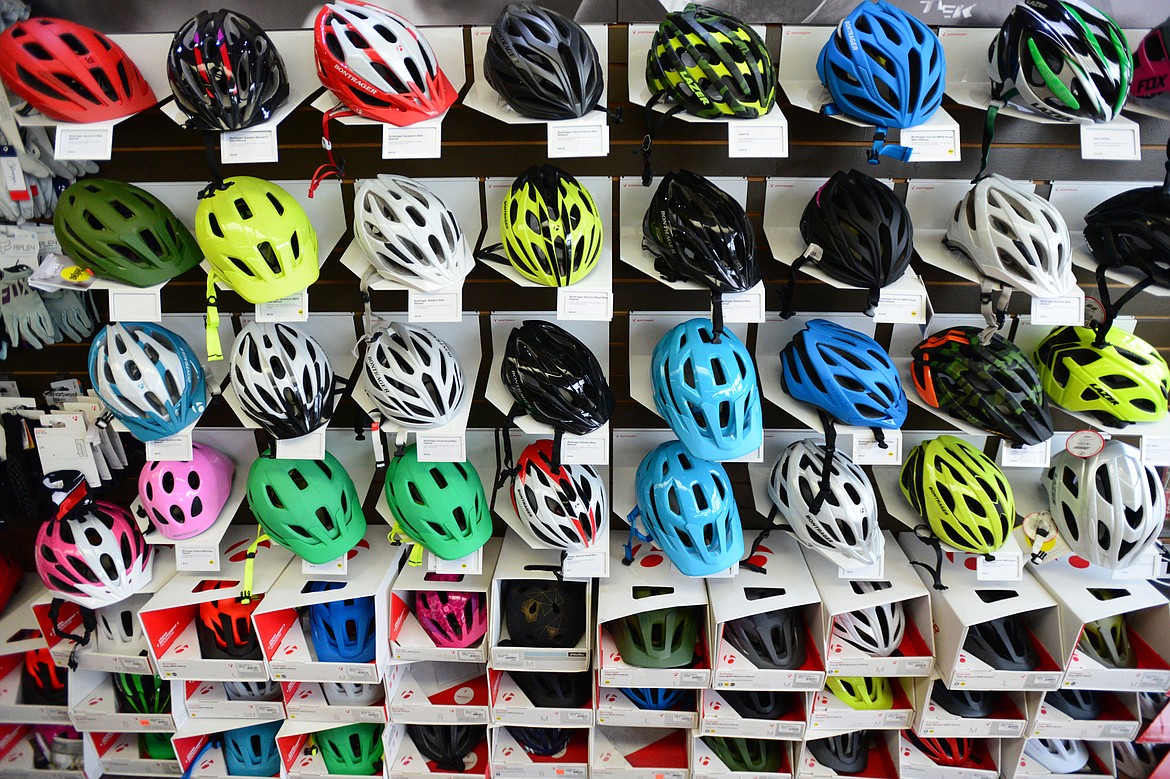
(1088, 384, 1120, 406)
(1136, 74, 1168, 94)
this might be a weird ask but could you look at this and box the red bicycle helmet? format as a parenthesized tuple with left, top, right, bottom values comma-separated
(0, 553, 21, 615)
(196, 582, 263, 661)
(0, 18, 156, 123)
(905, 731, 978, 768)
(23, 647, 67, 706)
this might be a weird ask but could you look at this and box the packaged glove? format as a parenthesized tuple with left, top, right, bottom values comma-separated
(0, 267, 57, 349)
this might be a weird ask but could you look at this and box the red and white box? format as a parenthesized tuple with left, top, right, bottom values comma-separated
(387, 662, 489, 726)
(384, 722, 489, 779)
(911, 677, 1027, 738)
(692, 732, 793, 779)
(68, 669, 174, 732)
(488, 668, 594, 728)
(700, 689, 807, 740)
(589, 726, 688, 779)
(282, 680, 386, 724)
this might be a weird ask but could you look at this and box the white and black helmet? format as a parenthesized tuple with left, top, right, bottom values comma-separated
(833, 581, 905, 657)
(230, 322, 335, 440)
(362, 322, 464, 429)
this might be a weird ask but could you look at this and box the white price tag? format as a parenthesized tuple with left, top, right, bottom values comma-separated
(547, 115, 608, 158)
(720, 287, 765, 323)
(562, 549, 606, 579)
(108, 286, 163, 323)
(839, 555, 885, 580)
(977, 551, 1023, 581)
(561, 428, 608, 464)
(0, 227, 38, 263)
(902, 126, 960, 163)
(54, 124, 114, 160)
(303, 553, 347, 576)
(382, 121, 442, 159)
(428, 547, 483, 576)
(1080, 121, 1140, 160)
(275, 428, 327, 460)
(1031, 295, 1083, 326)
(1140, 437, 1170, 466)
(557, 288, 612, 320)
(852, 429, 902, 465)
(874, 291, 926, 324)
(417, 432, 466, 462)
(408, 289, 462, 322)
(727, 114, 788, 158)
(175, 544, 220, 572)
(999, 438, 1050, 468)
(255, 290, 308, 322)
(145, 431, 194, 462)
(221, 126, 279, 164)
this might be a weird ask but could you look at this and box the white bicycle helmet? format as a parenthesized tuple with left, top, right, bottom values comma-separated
(361, 321, 464, 429)
(768, 439, 882, 567)
(322, 682, 384, 707)
(1044, 440, 1164, 570)
(944, 175, 1074, 299)
(354, 175, 475, 292)
(1115, 740, 1165, 778)
(511, 439, 608, 553)
(833, 581, 905, 657)
(1024, 738, 1090, 774)
(230, 322, 335, 440)
(1077, 613, 1135, 669)
(96, 593, 150, 653)
(224, 680, 282, 702)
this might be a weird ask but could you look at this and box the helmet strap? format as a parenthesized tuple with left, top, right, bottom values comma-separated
(907, 526, 949, 591)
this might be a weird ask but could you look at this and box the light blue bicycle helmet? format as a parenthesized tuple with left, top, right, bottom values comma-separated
(817, 0, 946, 162)
(222, 720, 282, 777)
(651, 318, 762, 461)
(633, 440, 743, 576)
(307, 581, 377, 664)
(621, 687, 692, 711)
(779, 319, 906, 432)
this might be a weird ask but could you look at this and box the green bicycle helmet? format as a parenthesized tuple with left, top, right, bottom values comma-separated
(140, 732, 176, 761)
(315, 723, 384, 776)
(609, 602, 699, 669)
(245, 451, 367, 565)
(900, 435, 1015, 555)
(54, 179, 201, 287)
(383, 445, 492, 560)
(113, 672, 171, 714)
(703, 736, 784, 773)
(826, 676, 893, 711)
(1034, 325, 1170, 427)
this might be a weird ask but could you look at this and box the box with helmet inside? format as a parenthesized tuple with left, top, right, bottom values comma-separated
(182, 679, 286, 721)
(85, 730, 179, 777)
(895, 730, 999, 779)
(912, 676, 1028, 738)
(66, 669, 173, 732)
(387, 662, 488, 727)
(692, 729, 793, 779)
(1027, 688, 1142, 741)
(1000, 736, 1115, 778)
(488, 667, 594, 728)
(700, 689, 808, 741)
(277, 718, 388, 779)
(384, 721, 489, 779)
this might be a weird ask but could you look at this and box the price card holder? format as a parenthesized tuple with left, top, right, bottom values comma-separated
(999, 439, 1050, 468)
(408, 289, 462, 323)
(901, 112, 961, 163)
(176, 544, 220, 572)
(145, 430, 194, 462)
(382, 120, 442, 160)
(720, 285, 765, 323)
(557, 288, 612, 321)
(727, 111, 788, 159)
(852, 429, 903, 465)
(303, 553, 348, 576)
(417, 432, 466, 463)
(275, 428, 327, 460)
(547, 115, 609, 159)
(838, 555, 885, 580)
(108, 286, 163, 323)
(1031, 292, 1085, 326)
(874, 290, 926, 324)
(977, 550, 1023, 581)
(428, 547, 483, 576)
(55, 124, 114, 161)
(1080, 118, 1140, 161)
(561, 427, 609, 465)
(1140, 437, 1170, 466)
(221, 126, 279, 164)
(256, 291, 308, 322)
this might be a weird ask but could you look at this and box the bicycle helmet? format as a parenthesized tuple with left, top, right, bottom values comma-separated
(406, 724, 483, 773)
(1035, 325, 1170, 427)
(1046, 688, 1102, 720)
(808, 733, 869, 774)
(905, 733, 976, 769)
(1115, 741, 1166, 779)
(1078, 613, 1135, 669)
(619, 687, 691, 711)
(964, 615, 1039, 672)
(196, 583, 263, 661)
(512, 439, 607, 552)
(53, 179, 201, 288)
(484, 4, 603, 120)
(498, 165, 602, 287)
(826, 676, 892, 711)
(352, 176, 474, 292)
(513, 671, 591, 709)
(35, 500, 153, 610)
(1083, 185, 1170, 287)
(797, 171, 916, 312)
(834, 582, 905, 657)
(768, 439, 882, 567)
(413, 590, 488, 649)
(0, 18, 156, 123)
(989, 0, 1131, 123)
(96, 594, 148, 652)
(502, 320, 614, 436)
(0, 553, 19, 615)
(641, 171, 760, 293)
(22, 647, 67, 707)
(508, 726, 571, 757)
(1045, 439, 1164, 570)
(504, 579, 586, 648)
(316, 723, 383, 776)
(89, 322, 207, 443)
(931, 684, 995, 718)
(224, 681, 282, 702)
(1133, 19, 1170, 112)
(138, 443, 235, 541)
(231, 321, 335, 440)
(322, 682, 383, 707)
(1023, 738, 1090, 773)
(362, 322, 464, 430)
(703, 737, 784, 773)
(779, 318, 907, 431)
(944, 175, 1075, 300)
(222, 721, 282, 778)
(900, 435, 1015, 555)
(307, 582, 376, 664)
(246, 451, 366, 565)
(316, 1, 456, 126)
(720, 689, 791, 720)
(383, 446, 491, 560)
(912, 326, 1054, 447)
(722, 607, 806, 670)
(645, 4, 774, 119)
(816, 1, 945, 129)
(194, 177, 319, 305)
(651, 318, 762, 460)
(634, 440, 742, 576)
(113, 673, 170, 715)
(609, 603, 700, 668)
(168, 10, 288, 131)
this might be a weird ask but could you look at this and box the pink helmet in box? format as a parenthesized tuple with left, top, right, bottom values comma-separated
(138, 443, 235, 541)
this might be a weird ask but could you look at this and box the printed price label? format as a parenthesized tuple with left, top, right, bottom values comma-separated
(145, 431, 193, 462)
(547, 116, 608, 158)
(1031, 295, 1083, 325)
(108, 286, 163, 323)
(999, 438, 1050, 468)
(221, 126, 279, 164)
(874, 291, 926, 324)
(55, 124, 114, 160)
(557, 288, 612, 320)
(408, 289, 461, 322)
(417, 433, 466, 462)
(852, 429, 903, 465)
(256, 290, 308, 322)
(1080, 121, 1140, 160)
(382, 121, 442, 159)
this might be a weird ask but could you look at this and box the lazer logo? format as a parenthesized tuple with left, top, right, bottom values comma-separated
(1136, 74, 1168, 94)
(919, 1, 975, 18)
(1088, 384, 1120, 406)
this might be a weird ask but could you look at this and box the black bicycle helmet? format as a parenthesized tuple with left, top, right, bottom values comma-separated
(1084, 185, 1170, 287)
(931, 684, 995, 718)
(964, 615, 1039, 672)
(484, 3, 603, 120)
(809, 732, 869, 774)
(113, 672, 171, 715)
(504, 579, 587, 648)
(167, 9, 289, 131)
(508, 726, 571, 757)
(502, 320, 615, 436)
(720, 689, 791, 720)
(722, 607, 807, 670)
(1046, 688, 1102, 721)
(511, 671, 591, 709)
(406, 724, 483, 772)
(642, 170, 759, 293)
(912, 326, 1054, 447)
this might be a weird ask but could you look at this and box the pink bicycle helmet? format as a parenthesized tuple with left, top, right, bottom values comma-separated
(35, 501, 153, 609)
(1133, 17, 1170, 111)
(138, 444, 235, 541)
(414, 590, 487, 649)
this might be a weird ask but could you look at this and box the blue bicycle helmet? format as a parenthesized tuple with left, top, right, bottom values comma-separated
(817, 0, 946, 162)
(621, 687, 693, 711)
(507, 726, 571, 757)
(222, 720, 282, 777)
(650, 318, 762, 461)
(307, 581, 377, 664)
(634, 440, 743, 576)
(779, 319, 906, 432)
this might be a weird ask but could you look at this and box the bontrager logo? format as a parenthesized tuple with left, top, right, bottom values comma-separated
(1089, 384, 1120, 406)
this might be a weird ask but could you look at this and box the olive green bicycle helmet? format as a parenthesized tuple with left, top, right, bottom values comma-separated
(246, 450, 367, 565)
(316, 723, 384, 776)
(900, 435, 1015, 555)
(703, 736, 784, 772)
(113, 672, 171, 714)
(383, 445, 492, 560)
(609, 602, 699, 668)
(826, 676, 893, 711)
(54, 179, 201, 287)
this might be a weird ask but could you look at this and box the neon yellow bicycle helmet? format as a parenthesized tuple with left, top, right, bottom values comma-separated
(194, 176, 319, 304)
(826, 676, 892, 710)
